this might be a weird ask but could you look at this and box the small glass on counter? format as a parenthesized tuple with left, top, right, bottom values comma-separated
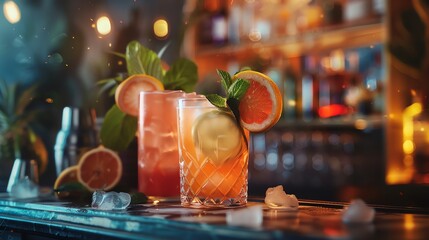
(177, 96, 249, 208)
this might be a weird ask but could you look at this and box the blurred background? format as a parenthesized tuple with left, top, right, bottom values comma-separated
(1, 0, 429, 207)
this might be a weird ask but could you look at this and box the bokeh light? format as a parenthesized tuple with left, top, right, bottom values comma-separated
(96, 16, 112, 35)
(3, 0, 21, 24)
(153, 19, 168, 38)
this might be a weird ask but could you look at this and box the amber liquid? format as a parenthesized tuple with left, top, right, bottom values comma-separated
(178, 101, 249, 208)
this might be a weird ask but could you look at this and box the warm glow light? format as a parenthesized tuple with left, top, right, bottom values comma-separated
(403, 103, 422, 153)
(330, 50, 345, 71)
(3, 1, 21, 24)
(248, 30, 261, 42)
(318, 104, 348, 118)
(153, 19, 168, 38)
(403, 140, 414, 155)
(404, 214, 415, 230)
(96, 16, 112, 35)
(354, 119, 368, 130)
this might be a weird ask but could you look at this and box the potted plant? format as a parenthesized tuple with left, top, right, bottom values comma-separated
(0, 80, 48, 192)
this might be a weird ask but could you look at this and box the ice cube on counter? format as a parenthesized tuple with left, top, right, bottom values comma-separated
(91, 191, 131, 210)
(264, 185, 299, 208)
(342, 199, 375, 224)
(226, 205, 263, 228)
(10, 177, 39, 199)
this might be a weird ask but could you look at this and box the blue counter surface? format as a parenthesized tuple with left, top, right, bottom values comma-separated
(0, 194, 428, 240)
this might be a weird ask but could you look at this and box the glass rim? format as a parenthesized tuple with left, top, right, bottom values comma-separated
(139, 90, 184, 96)
(177, 96, 215, 108)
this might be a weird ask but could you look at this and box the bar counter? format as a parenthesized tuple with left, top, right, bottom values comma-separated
(0, 193, 428, 240)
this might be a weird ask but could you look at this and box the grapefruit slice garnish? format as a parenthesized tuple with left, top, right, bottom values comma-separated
(77, 146, 122, 192)
(192, 110, 242, 166)
(115, 74, 164, 116)
(54, 166, 78, 190)
(54, 166, 82, 199)
(233, 70, 282, 132)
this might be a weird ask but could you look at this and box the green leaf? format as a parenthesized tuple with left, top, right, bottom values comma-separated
(227, 78, 250, 101)
(54, 182, 88, 192)
(206, 94, 227, 108)
(216, 69, 232, 92)
(100, 105, 137, 151)
(164, 58, 198, 92)
(130, 192, 148, 204)
(125, 41, 163, 80)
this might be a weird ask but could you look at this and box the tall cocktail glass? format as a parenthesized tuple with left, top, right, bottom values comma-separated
(138, 90, 195, 197)
(177, 96, 249, 208)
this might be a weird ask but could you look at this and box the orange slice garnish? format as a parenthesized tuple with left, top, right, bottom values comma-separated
(76, 146, 122, 192)
(115, 74, 164, 116)
(233, 70, 282, 132)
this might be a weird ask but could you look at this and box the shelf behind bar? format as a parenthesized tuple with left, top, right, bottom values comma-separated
(196, 17, 386, 58)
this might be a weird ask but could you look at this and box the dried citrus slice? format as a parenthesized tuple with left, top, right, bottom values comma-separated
(115, 74, 164, 116)
(192, 110, 242, 165)
(54, 166, 81, 199)
(54, 166, 79, 190)
(76, 146, 122, 191)
(233, 70, 282, 132)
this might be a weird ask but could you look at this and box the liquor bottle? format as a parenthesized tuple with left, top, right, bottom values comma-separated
(212, 0, 228, 45)
(54, 107, 99, 177)
(197, 0, 217, 45)
(301, 56, 319, 121)
(283, 66, 297, 120)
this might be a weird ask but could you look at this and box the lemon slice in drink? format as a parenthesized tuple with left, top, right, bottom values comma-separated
(192, 110, 242, 166)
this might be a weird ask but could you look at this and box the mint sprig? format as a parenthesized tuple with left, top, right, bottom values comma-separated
(209, 69, 249, 121)
(206, 69, 250, 144)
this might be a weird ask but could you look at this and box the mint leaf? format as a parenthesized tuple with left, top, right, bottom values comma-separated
(125, 41, 163, 80)
(206, 94, 227, 108)
(217, 69, 232, 92)
(100, 105, 137, 151)
(163, 58, 197, 92)
(227, 78, 250, 100)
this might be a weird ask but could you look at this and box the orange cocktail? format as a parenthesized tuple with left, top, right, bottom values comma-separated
(177, 96, 249, 208)
(138, 90, 195, 197)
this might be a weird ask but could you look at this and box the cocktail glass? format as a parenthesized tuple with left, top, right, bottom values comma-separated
(138, 90, 196, 197)
(177, 96, 249, 208)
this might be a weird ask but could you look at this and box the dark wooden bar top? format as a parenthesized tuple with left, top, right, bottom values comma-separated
(0, 193, 428, 240)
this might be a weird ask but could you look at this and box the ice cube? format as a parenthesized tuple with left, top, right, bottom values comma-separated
(10, 177, 39, 199)
(264, 185, 299, 208)
(342, 199, 375, 224)
(226, 205, 263, 228)
(118, 192, 131, 207)
(91, 190, 105, 208)
(91, 191, 131, 210)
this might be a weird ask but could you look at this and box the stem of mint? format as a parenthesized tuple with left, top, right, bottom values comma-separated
(205, 69, 251, 145)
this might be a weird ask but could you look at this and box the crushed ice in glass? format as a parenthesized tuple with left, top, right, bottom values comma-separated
(264, 185, 299, 209)
(226, 205, 263, 228)
(342, 199, 375, 224)
(10, 177, 39, 199)
(91, 191, 131, 210)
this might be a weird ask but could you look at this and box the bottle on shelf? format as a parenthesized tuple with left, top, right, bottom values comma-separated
(321, 0, 343, 26)
(301, 55, 319, 121)
(283, 66, 298, 121)
(211, 0, 228, 45)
